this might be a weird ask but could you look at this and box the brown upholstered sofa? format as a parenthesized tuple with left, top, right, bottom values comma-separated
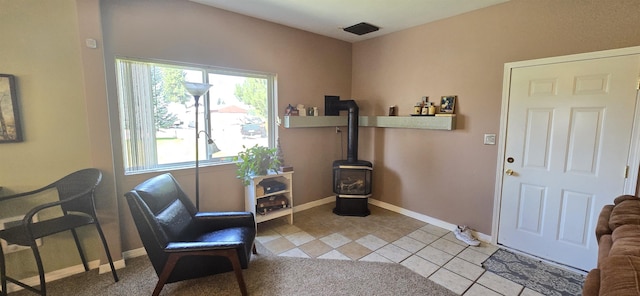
(583, 195, 640, 296)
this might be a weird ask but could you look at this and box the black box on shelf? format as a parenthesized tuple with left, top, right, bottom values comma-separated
(259, 179, 286, 194)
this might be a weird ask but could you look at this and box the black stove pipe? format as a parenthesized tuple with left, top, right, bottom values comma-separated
(333, 99, 359, 163)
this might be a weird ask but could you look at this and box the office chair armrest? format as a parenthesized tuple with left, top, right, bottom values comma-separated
(194, 212, 255, 230)
(165, 241, 244, 252)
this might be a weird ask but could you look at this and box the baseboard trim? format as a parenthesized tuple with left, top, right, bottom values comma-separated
(10, 256, 130, 292)
(98, 258, 126, 274)
(6, 259, 108, 293)
(98, 248, 147, 274)
(293, 196, 334, 212)
(367, 198, 492, 243)
(368, 198, 457, 231)
(123, 247, 147, 259)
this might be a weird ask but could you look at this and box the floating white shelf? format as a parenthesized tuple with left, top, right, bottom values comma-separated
(283, 115, 350, 128)
(283, 115, 456, 130)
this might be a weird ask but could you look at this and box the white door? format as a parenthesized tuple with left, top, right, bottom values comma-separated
(498, 54, 640, 271)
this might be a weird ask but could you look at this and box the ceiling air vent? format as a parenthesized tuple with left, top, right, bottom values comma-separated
(343, 22, 379, 36)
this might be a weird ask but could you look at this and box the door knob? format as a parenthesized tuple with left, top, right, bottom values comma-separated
(505, 169, 514, 176)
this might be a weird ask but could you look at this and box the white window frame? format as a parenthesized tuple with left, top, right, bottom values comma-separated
(115, 57, 278, 174)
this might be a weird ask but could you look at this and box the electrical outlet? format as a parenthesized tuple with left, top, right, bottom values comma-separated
(484, 134, 496, 145)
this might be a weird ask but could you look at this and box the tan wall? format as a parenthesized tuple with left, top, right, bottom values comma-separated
(352, 0, 640, 234)
(75, 0, 122, 265)
(99, 0, 352, 251)
(0, 0, 111, 278)
(0, 1, 91, 185)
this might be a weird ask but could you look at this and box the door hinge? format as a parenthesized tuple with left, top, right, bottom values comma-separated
(625, 165, 629, 178)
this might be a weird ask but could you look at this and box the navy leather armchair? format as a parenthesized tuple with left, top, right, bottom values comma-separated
(125, 173, 256, 296)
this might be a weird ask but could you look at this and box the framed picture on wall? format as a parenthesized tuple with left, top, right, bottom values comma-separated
(0, 74, 23, 143)
(439, 95, 457, 114)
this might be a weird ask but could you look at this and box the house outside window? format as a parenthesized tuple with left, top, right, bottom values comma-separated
(115, 58, 277, 174)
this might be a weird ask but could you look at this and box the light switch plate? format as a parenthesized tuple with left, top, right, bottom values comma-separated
(484, 134, 496, 145)
(85, 38, 98, 49)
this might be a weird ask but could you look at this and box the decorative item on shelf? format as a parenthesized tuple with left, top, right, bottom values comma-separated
(276, 137, 285, 164)
(234, 144, 281, 186)
(275, 138, 293, 172)
(285, 104, 294, 116)
(411, 97, 436, 116)
(183, 81, 213, 210)
(285, 103, 300, 116)
(421, 102, 429, 115)
(410, 96, 434, 116)
(388, 105, 397, 116)
(413, 102, 422, 115)
(419, 102, 434, 116)
(440, 95, 457, 114)
(313, 107, 319, 116)
(297, 104, 306, 117)
(280, 166, 294, 172)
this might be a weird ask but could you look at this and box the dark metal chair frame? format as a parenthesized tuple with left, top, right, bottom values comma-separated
(125, 173, 256, 296)
(0, 168, 119, 296)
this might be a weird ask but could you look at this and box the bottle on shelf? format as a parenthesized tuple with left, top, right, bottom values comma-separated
(414, 102, 422, 115)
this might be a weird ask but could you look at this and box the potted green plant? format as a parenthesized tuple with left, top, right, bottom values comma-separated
(234, 144, 281, 186)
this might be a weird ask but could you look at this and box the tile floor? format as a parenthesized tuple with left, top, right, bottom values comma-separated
(256, 203, 547, 296)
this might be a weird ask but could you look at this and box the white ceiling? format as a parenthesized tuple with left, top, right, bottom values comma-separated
(190, 0, 509, 43)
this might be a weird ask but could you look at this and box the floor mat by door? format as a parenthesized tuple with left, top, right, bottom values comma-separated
(482, 249, 585, 296)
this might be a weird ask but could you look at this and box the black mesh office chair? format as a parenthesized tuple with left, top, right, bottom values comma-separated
(0, 168, 119, 296)
(125, 173, 256, 296)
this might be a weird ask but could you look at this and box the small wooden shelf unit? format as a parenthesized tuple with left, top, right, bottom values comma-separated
(244, 171, 293, 224)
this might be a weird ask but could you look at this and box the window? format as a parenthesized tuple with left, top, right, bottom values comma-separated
(115, 58, 277, 174)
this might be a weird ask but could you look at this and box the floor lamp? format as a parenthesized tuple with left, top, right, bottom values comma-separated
(183, 82, 212, 210)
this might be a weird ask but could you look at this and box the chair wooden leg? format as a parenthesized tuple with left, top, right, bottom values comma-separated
(226, 249, 248, 296)
(154, 249, 249, 296)
(153, 254, 180, 296)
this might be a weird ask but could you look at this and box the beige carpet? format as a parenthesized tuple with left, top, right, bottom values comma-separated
(9, 244, 456, 296)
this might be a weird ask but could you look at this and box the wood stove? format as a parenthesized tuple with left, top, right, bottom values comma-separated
(326, 96, 373, 216)
(333, 160, 372, 216)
